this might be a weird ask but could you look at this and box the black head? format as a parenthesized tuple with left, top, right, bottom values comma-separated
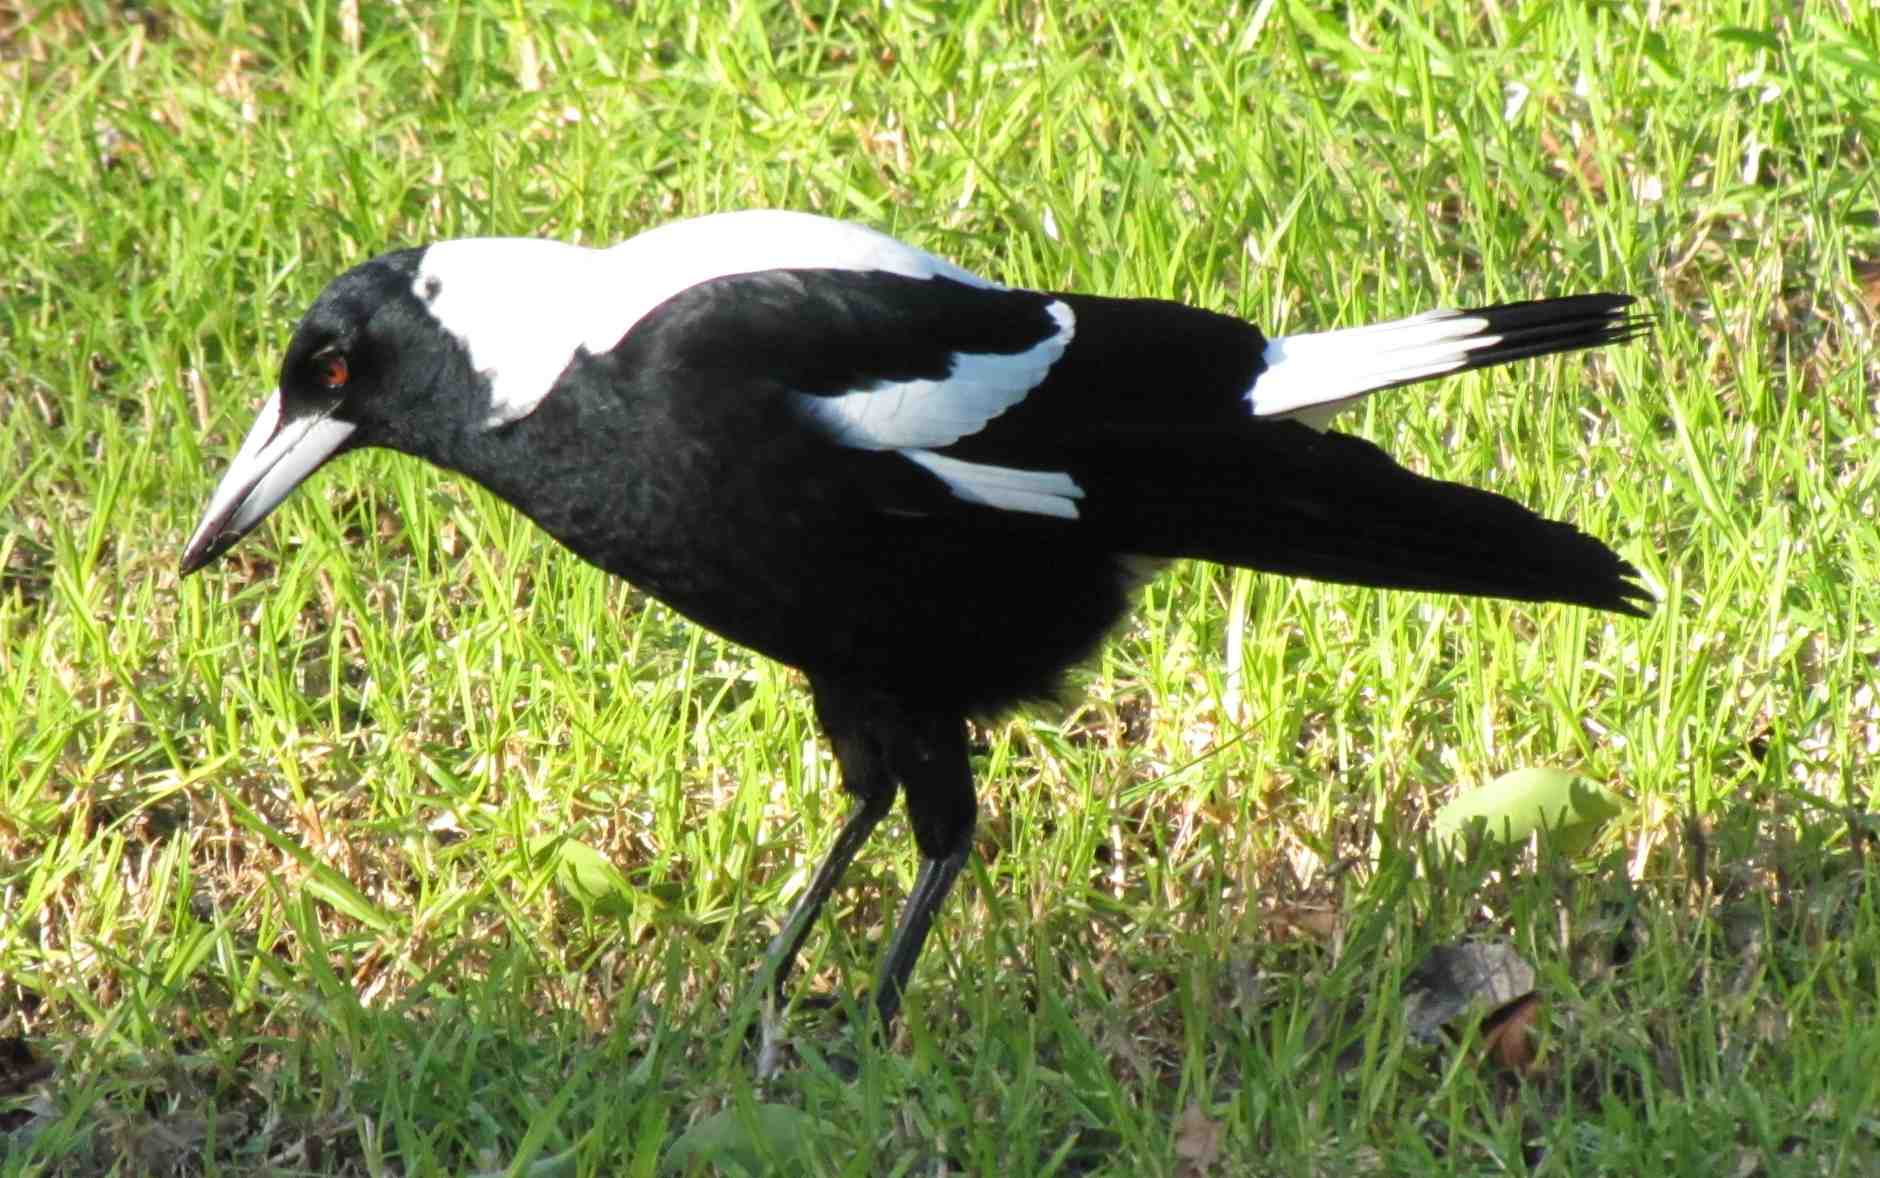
(179, 248, 483, 573)
(277, 250, 441, 431)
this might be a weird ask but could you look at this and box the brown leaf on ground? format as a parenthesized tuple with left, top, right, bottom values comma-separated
(1538, 126, 1606, 195)
(1854, 258, 1880, 313)
(1266, 904, 1341, 942)
(1403, 946, 1548, 1082)
(1173, 1101, 1224, 1175)
(1479, 991, 1543, 1075)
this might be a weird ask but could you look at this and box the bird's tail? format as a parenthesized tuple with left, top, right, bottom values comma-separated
(1251, 294, 1647, 429)
(1074, 293, 1652, 616)
(1084, 426, 1650, 615)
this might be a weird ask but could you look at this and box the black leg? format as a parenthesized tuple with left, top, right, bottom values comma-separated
(753, 791, 893, 1081)
(757, 788, 895, 1004)
(869, 706, 977, 1033)
(870, 844, 971, 1030)
(755, 676, 976, 1074)
(754, 677, 899, 1079)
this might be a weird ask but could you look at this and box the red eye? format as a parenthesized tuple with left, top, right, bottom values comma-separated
(321, 354, 349, 388)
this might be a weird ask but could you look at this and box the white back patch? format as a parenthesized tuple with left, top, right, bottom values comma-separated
(798, 301, 1074, 449)
(414, 211, 999, 429)
(1251, 308, 1499, 429)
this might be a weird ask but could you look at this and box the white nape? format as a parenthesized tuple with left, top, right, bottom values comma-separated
(1251, 308, 1500, 430)
(415, 211, 998, 429)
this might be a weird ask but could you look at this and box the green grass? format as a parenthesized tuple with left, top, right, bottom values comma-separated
(3, 0, 1878, 1173)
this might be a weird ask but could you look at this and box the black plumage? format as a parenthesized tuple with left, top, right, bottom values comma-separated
(180, 210, 1650, 1040)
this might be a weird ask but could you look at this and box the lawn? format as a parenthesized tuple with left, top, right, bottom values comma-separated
(3, 0, 1877, 1173)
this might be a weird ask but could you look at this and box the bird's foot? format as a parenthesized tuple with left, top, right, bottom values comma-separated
(754, 990, 860, 1084)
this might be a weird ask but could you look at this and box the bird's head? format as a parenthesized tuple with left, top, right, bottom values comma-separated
(179, 239, 618, 575)
(179, 249, 458, 574)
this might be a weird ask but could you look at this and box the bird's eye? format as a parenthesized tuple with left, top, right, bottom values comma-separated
(320, 353, 350, 389)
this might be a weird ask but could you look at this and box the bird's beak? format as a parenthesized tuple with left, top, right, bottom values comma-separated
(180, 389, 357, 574)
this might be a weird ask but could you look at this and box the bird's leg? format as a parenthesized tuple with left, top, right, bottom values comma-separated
(869, 843, 970, 1031)
(757, 787, 895, 1007)
(868, 708, 977, 1035)
(757, 679, 975, 1073)
(754, 678, 901, 1079)
(754, 790, 892, 1081)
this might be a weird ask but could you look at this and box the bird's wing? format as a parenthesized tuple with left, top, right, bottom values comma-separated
(616, 266, 1293, 522)
(619, 267, 1118, 520)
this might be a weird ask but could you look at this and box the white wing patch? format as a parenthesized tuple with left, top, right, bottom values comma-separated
(1251, 308, 1500, 430)
(415, 211, 999, 430)
(903, 450, 1084, 520)
(792, 300, 1082, 520)
(798, 301, 1075, 449)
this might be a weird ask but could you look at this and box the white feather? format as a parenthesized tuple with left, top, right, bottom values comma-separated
(902, 450, 1084, 519)
(415, 211, 997, 429)
(1251, 308, 1501, 428)
(415, 240, 626, 430)
(799, 301, 1074, 449)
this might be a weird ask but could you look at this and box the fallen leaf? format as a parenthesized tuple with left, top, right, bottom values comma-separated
(1434, 768, 1623, 858)
(1173, 1101, 1224, 1174)
(663, 1103, 832, 1175)
(1854, 257, 1880, 313)
(1404, 942, 1536, 1043)
(529, 834, 646, 926)
(1479, 991, 1543, 1074)
(1266, 904, 1341, 942)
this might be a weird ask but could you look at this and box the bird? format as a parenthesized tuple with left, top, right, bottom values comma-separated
(180, 208, 1650, 1040)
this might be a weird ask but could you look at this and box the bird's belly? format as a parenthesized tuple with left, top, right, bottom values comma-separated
(592, 524, 1149, 716)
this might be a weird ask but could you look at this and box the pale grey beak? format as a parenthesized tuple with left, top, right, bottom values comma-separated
(180, 390, 356, 573)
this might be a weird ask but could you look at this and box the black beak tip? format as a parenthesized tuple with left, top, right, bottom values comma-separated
(180, 532, 233, 576)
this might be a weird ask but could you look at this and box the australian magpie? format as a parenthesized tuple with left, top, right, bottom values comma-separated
(181, 209, 1649, 1037)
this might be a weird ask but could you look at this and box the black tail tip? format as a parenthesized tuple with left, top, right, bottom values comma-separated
(1593, 556, 1655, 618)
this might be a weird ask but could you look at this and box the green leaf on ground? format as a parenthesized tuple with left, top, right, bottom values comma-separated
(1434, 768, 1624, 858)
